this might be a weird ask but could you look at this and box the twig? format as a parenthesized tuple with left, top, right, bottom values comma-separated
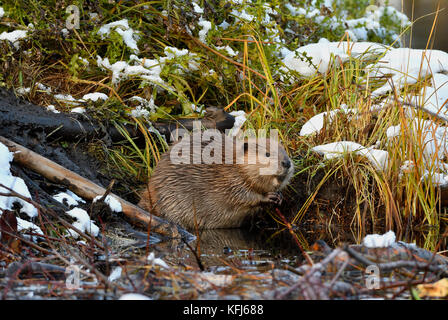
(0, 184, 105, 250)
(275, 208, 313, 266)
(328, 259, 349, 290)
(0, 228, 52, 255)
(0, 136, 193, 240)
(182, 238, 204, 271)
(344, 245, 447, 274)
(276, 248, 342, 299)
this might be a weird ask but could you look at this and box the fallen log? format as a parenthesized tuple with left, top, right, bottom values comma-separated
(0, 136, 194, 241)
(0, 88, 235, 143)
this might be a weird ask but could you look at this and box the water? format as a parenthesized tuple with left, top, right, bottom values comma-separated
(390, 0, 448, 51)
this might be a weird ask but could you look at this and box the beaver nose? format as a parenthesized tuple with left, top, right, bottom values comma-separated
(281, 159, 291, 169)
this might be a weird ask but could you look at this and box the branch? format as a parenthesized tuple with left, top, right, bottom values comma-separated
(0, 136, 193, 240)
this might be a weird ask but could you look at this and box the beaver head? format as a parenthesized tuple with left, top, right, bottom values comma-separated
(237, 137, 294, 192)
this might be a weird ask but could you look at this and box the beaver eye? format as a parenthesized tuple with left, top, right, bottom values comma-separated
(266, 152, 270, 157)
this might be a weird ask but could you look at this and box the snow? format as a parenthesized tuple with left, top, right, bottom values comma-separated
(0, 142, 13, 175)
(66, 208, 99, 239)
(119, 293, 151, 300)
(89, 12, 99, 21)
(54, 93, 84, 106)
(108, 266, 122, 282)
(36, 82, 52, 93)
(66, 190, 85, 203)
(164, 46, 189, 59)
(147, 252, 170, 269)
(0, 30, 27, 49)
(296, 41, 448, 183)
(229, 110, 247, 136)
(129, 96, 157, 115)
(284, 2, 407, 44)
(129, 95, 159, 118)
(17, 217, 44, 239)
(216, 45, 238, 57)
(300, 110, 339, 136)
(78, 57, 89, 66)
(231, 8, 255, 22)
(70, 107, 86, 114)
(285, 4, 307, 16)
(16, 87, 30, 95)
(290, 38, 448, 189)
(96, 44, 200, 88)
(411, 118, 448, 162)
(383, 110, 448, 184)
(363, 230, 396, 248)
(218, 21, 230, 30)
(98, 19, 140, 53)
(192, 2, 204, 14)
(82, 92, 108, 102)
(93, 194, 122, 213)
(147, 124, 165, 140)
(343, 6, 409, 41)
(312, 141, 389, 170)
(0, 143, 38, 218)
(53, 191, 85, 207)
(370, 48, 448, 97)
(61, 28, 69, 38)
(412, 73, 448, 119)
(283, 40, 384, 77)
(46, 105, 60, 113)
(399, 160, 416, 179)
(300, 105, 355, 136)
(97, 56, 165, 86)
(130, 106, 150, 118)
(386, 125, 401, 138)
(198, 19, 212, 43)
(422, 171, 448, 186)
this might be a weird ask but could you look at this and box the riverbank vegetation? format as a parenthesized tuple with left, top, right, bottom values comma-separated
(0, 0, 446, 251)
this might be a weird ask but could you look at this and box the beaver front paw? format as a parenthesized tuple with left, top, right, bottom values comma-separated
(264, 192, 283, 205)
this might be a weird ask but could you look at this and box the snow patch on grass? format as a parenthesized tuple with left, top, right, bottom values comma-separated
(363, 230, 396, 248)
(66, 208, 99, 239)
(0, 29, 27, 49)
(98, 19, 140, 53)
(93, 194, 122, 213)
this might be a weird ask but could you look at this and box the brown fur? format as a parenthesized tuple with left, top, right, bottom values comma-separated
(138, 132, 294, 229)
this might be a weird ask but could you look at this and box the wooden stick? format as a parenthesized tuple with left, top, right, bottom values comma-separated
(0, 136, 194, 240)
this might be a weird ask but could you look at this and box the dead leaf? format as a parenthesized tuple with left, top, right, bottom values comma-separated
(417, 279, 448, 297)
(0, 210, 21, 253)
(0, 210, 18, 243)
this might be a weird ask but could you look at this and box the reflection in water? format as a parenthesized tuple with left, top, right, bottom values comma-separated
(163, 227, 364, 272)
(161, 228, 305, 273)
(390, 0, 448, 51)
(160, 225, 447, 273)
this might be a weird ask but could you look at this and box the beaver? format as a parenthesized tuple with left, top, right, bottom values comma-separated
(138, 131, 294, 229)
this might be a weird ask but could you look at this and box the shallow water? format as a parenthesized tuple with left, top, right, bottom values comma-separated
(163, 225, 447, 274)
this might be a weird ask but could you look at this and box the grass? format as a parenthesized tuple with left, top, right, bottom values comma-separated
(0, 0, 446, 250)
